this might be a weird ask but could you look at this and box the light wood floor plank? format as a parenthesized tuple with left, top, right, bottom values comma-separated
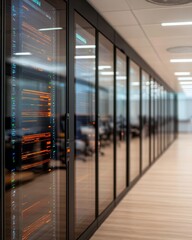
(91, 134, 192, 240)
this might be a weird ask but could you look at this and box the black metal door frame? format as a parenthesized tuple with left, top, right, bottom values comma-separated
(0, 0, 5, 238)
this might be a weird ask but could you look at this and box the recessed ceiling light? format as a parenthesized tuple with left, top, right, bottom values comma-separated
(178, 77, 192, 80)
(180, 81, 192, 84)
(170, 59, 192, 63)
(146, 0, 192, 6)
(167, 46, 192, 53)
(38, 27, 63, 31)
(98, 66, 112, 70)
(116, 76, 126, 80)
(100, 72, 114, 76)
(174, 72, 190, 76)
(75, 55, 96, 59)
(131, 82, 140, 86)
(76, 45, 96, 49)
(14, 52, 32, 56)
(161, 22, 192, 26)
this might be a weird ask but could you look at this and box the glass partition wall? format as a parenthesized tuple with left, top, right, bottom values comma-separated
(116, 49, 127, 196)
(74, 13, 96, 239)
(98, 34, 114, 213)
(170, 93, 175, 143)
(1, 2, 177, 239)
(165, 90, 168, 148)
(130, 61, 140, 182)
(151, 79, 155, 163)
(157, 86, 160, 155)
(154, 82, 159, 159)
(141, 71, 150, 171)
(168, 92, 172, 145)
(162, 87, 166, 152)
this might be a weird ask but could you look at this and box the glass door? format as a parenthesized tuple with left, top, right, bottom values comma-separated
(141, 70, 150, 171)
(5, 0, 67, 239)
(98, 33, 114, 214)
(130, 61, 140, 182)
(116, 49, 127, 195)
(74, 13, 96, 239)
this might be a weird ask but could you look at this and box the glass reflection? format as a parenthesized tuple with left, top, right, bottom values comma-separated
(167, 92, 170, 145)
(116, 49, 127, 195)
(158, 85, 162, 155)
(130, 61, 140, 182)
(164, 90, 168, 149)
(162, 88, 166, 152)
(171, 93, 175, 142)
(75, 13, 96, 238)
(155, 82, 159, 159)
(98, 34, 114, 213)
(142, 71, 150, 171)
(165, 90, 168, 148)
(5, 0, 66, 239)
(160, 86, 164, 153)
(151, 79, 155, 163)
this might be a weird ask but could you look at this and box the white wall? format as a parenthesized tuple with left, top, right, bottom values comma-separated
(178, 94, 192, 132)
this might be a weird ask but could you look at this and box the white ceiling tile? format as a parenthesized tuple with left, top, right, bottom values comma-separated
(116, 26, 146, 39)
(150, 36, 192, 47)
(168, 63, 192, 72)
(143, 25, 192, 38)
(133, 7, 192, 25)
(134, 47, 158, 60)
(87, 0, 130, 12)
(126, 37, 151, 48)
(102, 11, 137, 26)
(126, 0, 165, 9)
(88, 0, 192, 91)
(126, 0, 192, 10)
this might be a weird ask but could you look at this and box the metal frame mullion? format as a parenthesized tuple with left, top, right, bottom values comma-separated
(139, 68, 142, 174)
(166, 90, 168, 148)
(113, 46, 117, 199)
(174, 93, 178, 139)
(149, 76, 152, 166)
(163, 87, 166, 151)
(95, 30, 99, 218)
(126, 57, 130, 186)
(1, 0, 5, 238)
(67, 0, 75, 239)
(151, 79, 154, 163)
(160, 86, 162, 154)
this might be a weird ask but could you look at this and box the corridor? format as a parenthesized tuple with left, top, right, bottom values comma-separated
(92, 134, 192, 240)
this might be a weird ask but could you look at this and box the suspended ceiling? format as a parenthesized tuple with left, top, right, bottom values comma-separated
(87, 0, 192, 93)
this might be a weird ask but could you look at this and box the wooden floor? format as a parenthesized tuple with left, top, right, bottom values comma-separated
(91, 134, 192, 240)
